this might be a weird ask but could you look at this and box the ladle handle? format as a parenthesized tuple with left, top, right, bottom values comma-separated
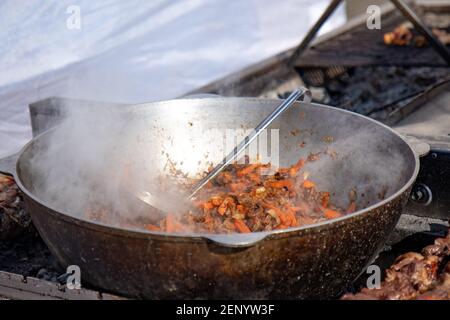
(189, 87, 312, 198)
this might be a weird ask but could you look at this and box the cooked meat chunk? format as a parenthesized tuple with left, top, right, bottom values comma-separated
(342, 228, 450, 300)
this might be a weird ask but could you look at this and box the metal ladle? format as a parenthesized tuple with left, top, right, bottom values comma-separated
(134, 88, 312, 213)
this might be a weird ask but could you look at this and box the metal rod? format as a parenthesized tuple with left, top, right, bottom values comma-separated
(288, 0, 342, 66)
(189, 88, 312, 198)
(391, 0, 450, 65)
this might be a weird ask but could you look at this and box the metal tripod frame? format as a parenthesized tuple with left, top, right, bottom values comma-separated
(288, 0, 450, 66)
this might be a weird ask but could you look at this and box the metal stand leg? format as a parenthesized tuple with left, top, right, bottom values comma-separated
(287, 0, 342, 66)
(288, 0, 450, 66)
(391, 0, 450, 65)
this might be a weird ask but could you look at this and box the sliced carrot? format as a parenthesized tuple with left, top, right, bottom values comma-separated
(165, 213, 188, 233)
(211, 197, 222, 206)
(236, 163, 260, 177)
(302, 180, 316, 189)
(234, 219, 251, 233)
(323, 209, 342, 219)
(247, 173, 261, 183)
(289, 159, 305, 177)
(217, 206, 227, 215)
(264, 202, 295, 226)
(285, 208, 297, 227)
(236, 204, 246, 214)
(278, 212, 289, 225)
(203, 201, 214, 211)
(266, 179, 293, 189)
(165, 213, 176, 232)
(145, 224, 161, 231)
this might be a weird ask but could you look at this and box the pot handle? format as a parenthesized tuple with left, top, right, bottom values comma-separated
(402, 135, 430, 158)
(0, 152, 19, 177)
(204, 232, 268, 248)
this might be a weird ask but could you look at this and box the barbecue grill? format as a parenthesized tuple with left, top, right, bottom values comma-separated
(0, 0, 449, 299)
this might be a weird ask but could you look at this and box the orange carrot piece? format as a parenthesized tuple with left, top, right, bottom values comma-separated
(211, 197, 222, 206)
(247, 173, 261, 183)
(234, 219, 251, 233)
(278, 212, 289, 225)
(267, 179, 293, 189)
(217, 206, 227, 215)
(275, 223, 289, 230)
(236, 163, 260, 177)
(203, 201, 214, 211)
(302, 180, 316, 189)
(267, 204, 293, 226)
(323, 209, 342, 219)
(145, 224, 161, 231)
(289, 159, 305, 177)
(165, 213, 176, 232)
(285, 209, 297, 227)
(278, 167, 289, 175)
(165, 213, 187, 233)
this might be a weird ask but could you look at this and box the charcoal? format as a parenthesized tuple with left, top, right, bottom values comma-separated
(293, 66, 450, 123)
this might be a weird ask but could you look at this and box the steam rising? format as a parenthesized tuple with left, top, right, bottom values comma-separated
(28, 101, 159, 223)
(26, 98, 415, 228)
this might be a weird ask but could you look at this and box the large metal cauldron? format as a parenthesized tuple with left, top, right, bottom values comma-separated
(1, 98, 419, 299)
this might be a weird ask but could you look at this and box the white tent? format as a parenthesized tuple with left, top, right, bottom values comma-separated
(0, 0, 344, 157)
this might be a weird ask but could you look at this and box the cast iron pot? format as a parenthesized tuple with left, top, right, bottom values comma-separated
(0, 97, 419, 299)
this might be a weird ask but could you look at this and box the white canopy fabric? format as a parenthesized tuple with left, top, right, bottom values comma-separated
(0, 0, 344, 157)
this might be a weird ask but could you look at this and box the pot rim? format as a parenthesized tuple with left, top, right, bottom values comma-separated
(14, 97, 420, 246)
